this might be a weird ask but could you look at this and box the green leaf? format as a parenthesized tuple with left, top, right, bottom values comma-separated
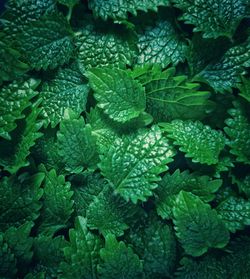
(86, 186, 139, 237)
(0, 234, 17, 278)
(0, 101, 43, 174)
(73, 173, 107, 216)
(37, 166, 74, 236)
(133, 65, 214, 122)
(187, 33, 231, 76)
(0, 33, 28, 85)
(76, 21, 137, 69)
(224, 102, 250, 164)
(100, 125, 176, 203)
(57, 116, 99, 173)
(161, 120, 225, 165)
(31, 129, 64, 173)
(88, 0, 170, 20)
(98, 234, 143, 279)
(16, 13, 74, 70)
(128, 216, 176, 279)
(233, 174, 250, 198)
(155, 169, 222, 219)
(4, 221, 34, 273)
(87, 107, 152, 153)
(40, 64, 89, 128)
(224, 236, 250, 278)
(0, 173, 44, 232)
(216, 196, 250, 232)
(195, 39, 250, 92)
(136, 19, 187, 68)
(172, 0, 248, 38)
(239, 76, 250, 102)
(33, 235, 67, 278)
(86, 108, 121, 154)
(173, 191, 230, 257)
(0, 78, 40, 140)
(1, 0, 57, 38)
(24, 272, 45, 279)
(176, 255, 228, 279)
(87, 67, 146, 123)
(59, 217, 101, 279)
(57, 0, 79, 7)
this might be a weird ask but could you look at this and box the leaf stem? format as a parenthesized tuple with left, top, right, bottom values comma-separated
(66, 6, 73, 22)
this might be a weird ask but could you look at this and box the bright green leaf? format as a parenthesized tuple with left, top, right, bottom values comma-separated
(88, 0, 170, 20)
(87, 67, 146, 123)
(155, 169, 222, 219)
(40, 64, 89, 128)
(100, 125, 175, 203)
(172, 0, 248, 38)
(161, 120, 225, 165)
(173, 191, 230, 257)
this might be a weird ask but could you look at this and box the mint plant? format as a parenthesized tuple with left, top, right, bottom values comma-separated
(0, 0, 250, 278)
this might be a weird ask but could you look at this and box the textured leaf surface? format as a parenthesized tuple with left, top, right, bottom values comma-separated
(239, 77, 250, 102)
(0, 101, 43, 174)
(86, 187, 138, 236)
(187, 34, 231, 76)
(59, 217, 101, 279)
(98, 234, 143, 279)
(137, 20, 187, 68)
(133, 65, 214, 122)
(177, 237, 250, 278)
(88, 67, 146, 123)
(161, 120, 225, 165)
(86, 108, 121, 153)
(57, 117, 99, 173)
(233, 174, 250, 198)
(155, 169, 222, 219)
(100, 125, 175, 203)
(73, 173, 106, 216)
(76, 22, 137, 69)
(224, 102, 250, 164)
(172, 0, 248, 38)
(176, 255, 228, 279)
(224, 237, 250, 278)
(4, 221, 34, 272)
(1, 0, 57, 37)
(195, 39, 250, 92)
(173, 191, 230, 256)
(33, 235, 67, 278)
(31, 130, 64, 173)
(0, 174, 44, 232)
(88, 0, 170, 20)
(0, 79, 39, 140)
(217, 196, 250, 232)
(16, 13, 74, 70)
(40, 64, 89, 128)
(37, 166, 74, 236)
(0, 33, 28, 84)
(128, 216, 176, 278)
